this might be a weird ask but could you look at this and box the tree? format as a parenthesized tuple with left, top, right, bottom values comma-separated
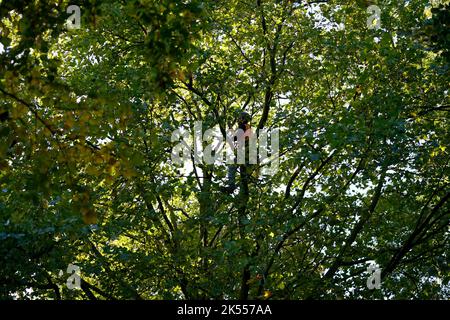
(0, 0, 448, 300)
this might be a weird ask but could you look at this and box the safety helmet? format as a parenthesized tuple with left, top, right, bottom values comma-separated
(238, 111, 251, 124)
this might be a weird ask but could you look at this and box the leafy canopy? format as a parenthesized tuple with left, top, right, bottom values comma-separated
(0, 0, 449, 299)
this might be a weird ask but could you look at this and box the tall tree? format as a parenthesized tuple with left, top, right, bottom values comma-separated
(0, 0, 448, 299)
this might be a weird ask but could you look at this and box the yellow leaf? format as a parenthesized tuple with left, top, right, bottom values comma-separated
(123, 167, 136, 179)
(86, 165, 100, 176)
(81, 207, 97, 225)
(109, 163, 117, 176)
(10, 104, 27, 119)
(64, 114, 75, 129)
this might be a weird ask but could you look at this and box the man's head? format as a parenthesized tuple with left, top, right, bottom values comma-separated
(237, 112, 251, 128)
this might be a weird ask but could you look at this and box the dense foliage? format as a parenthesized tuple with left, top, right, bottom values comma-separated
(0, 0, 449, 299)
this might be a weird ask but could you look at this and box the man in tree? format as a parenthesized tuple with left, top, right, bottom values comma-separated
(223, 111, 254, 194)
